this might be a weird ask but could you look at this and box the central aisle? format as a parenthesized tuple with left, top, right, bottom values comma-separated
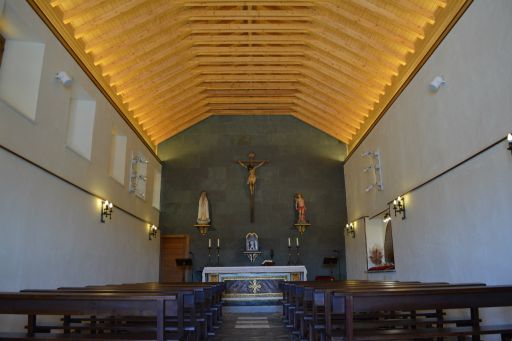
(215, 313, 289, 341)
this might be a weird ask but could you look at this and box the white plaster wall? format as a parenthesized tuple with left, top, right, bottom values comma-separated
(0, 1, 161, 330)
(345, 0, 512, 282)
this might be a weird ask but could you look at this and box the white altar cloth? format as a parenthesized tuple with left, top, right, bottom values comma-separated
(202, 265, 307, 282)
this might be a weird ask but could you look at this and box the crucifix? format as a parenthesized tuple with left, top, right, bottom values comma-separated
(235, 151, 269, 223)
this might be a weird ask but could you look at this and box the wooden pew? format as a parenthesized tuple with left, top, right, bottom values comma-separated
(23, 283, 223, 340)
(324, 285, 512, 341)
(0, 291, 183, 341)
(285, 281, 484, 341)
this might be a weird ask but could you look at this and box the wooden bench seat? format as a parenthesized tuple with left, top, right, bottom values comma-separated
(330, 324, 512, 341)
(0, 332, 169, 340)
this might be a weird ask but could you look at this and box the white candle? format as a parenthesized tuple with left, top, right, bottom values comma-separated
(217, 238, 220, 248)
(288, 237, 291, 247)
(208, 238, 211, 248)
(296, 237, 299, 247)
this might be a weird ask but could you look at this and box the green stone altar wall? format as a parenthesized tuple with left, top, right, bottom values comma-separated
(158, 116, 348, 281)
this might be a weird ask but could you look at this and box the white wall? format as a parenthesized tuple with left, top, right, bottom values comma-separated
(344, 0, 512, 323)
(0, 1, 161, 331)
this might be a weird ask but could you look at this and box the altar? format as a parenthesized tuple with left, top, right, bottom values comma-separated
(202, 266, 307, 303)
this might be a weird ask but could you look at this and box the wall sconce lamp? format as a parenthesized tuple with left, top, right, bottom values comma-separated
(55, 71, 73, 87)
(100, 200, 113, 223)
(507, 133, 512, 155)
(149, 224, 158, 240)
(345, 222, 355, 238)
(383, 213, 392, 224)
(393, 196, 406, 220)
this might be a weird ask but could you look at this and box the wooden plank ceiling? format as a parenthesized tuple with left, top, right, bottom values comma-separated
(31, 0, 470, 151)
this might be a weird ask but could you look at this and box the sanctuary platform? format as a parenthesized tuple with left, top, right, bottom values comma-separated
(202, 266, 307, 305)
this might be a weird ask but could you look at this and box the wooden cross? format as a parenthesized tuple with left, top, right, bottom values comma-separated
(235, 152, 269, 223)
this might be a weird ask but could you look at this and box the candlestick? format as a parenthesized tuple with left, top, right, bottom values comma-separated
(287, 245, 292, 265)
(288, 237, 291, 247)
(217, 238, 220, 248)
(207, 239, 212, 265)
(296, 245, 301, 265)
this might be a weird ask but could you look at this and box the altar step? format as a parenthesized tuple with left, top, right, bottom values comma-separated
(215, 313, 289, 340)
(224, 304, 281, 313)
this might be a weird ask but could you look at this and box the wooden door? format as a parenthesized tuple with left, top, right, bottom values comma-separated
(160, 235, 190, 282)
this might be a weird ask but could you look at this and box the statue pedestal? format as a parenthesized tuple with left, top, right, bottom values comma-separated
(243, 251, 262, 263)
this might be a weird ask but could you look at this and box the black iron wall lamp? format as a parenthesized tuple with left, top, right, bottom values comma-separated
(101, 200, 113, 223)
(345, 222, 355, 238)
(392, 196, 406, 220)
(148, 224, 158, 240)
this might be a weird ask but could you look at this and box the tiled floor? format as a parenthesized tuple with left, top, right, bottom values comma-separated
(214, 313, 290, 340)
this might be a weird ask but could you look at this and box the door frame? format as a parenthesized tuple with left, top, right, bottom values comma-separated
(159, 234, 190, 282)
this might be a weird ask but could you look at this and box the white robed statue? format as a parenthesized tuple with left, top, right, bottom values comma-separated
(197, 191, 210, 225)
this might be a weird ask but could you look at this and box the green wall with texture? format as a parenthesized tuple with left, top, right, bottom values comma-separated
(158, 116, 347, 281)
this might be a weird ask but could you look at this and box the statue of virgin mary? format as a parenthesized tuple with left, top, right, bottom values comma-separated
(197, 191, 210, 225)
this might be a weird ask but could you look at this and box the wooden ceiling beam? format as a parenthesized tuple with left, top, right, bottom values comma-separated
(72, 0, 148, 37)
(128, 73, 203, 113)
(295, 86, 367, 123)
(192, 44, 396, 80)
(292, 104, 356, 137)
(293, 96, 361, 131)
(318, 2, 417, 51)
(103, 40, 194, 81)
(151, 110, 212, 145)
(209, 109, 291, 115)
(92, 20, 190, 65)
(132, 79, 205, 119)
(106, 44, 195, 85)
(61, 0, 109, 24)
(304, 35, 399, 77)
(391, 0, 436, 24)
(189, 34, 308, 44)
(204, 89, 298, 96)
(290, 111, 351, 143)
(207, 96, 296, 103)
(189, 23, 311, 31)
(187, 15, 312, 21)
(349, 0, 426, 37)
(303, 49, 391, 87)
(297, 72, 375, 112)
(299, 62, 383, 101)
(182, 1, 315, 7)
(183, 9, 315, 17)
(310, 23, 405, 65)
(143, 98, 210, 133)
(202, 82, 299, 90)
(136, 87, 206, 122)
(291, 100, 357, 135)
(85, 7, 187, 58)
(194, 65, 302, 74)
(199, 74, 301, 82)
(147, 101, 210, 136)
(118, 60, 198, 98)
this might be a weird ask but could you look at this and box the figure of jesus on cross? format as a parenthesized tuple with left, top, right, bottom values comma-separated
(237, 152, 268, 195)
(235, 152, 269, 222)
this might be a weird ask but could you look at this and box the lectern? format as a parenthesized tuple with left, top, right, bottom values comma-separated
(323, 256, 338, 278)
(175, 258, 193, 282)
